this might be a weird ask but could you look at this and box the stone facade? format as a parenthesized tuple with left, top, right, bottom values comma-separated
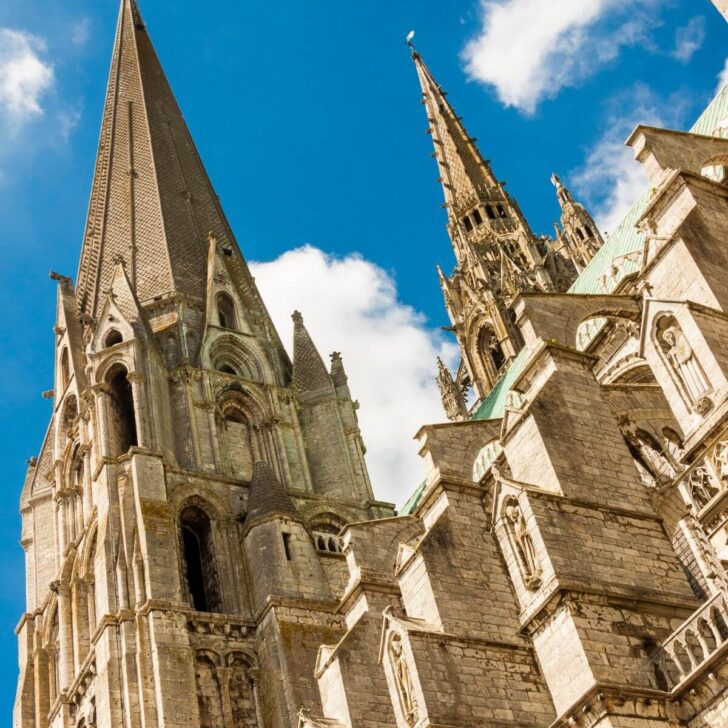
(14, 1, 728, 727)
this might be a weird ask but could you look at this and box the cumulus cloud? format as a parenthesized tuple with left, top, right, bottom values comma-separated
(0, 28, 54, 129)
(462, 0, 659, 114)
(250, 245, 457, 507)
(716, 58, 728, 94)
(672, 16, 706, 63)
(571, 84, 690, 234)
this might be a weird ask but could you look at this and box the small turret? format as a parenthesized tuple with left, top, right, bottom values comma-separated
(436, 358, 467, 422)
(551, 173, 605, 271)
(242, 461, 331, 611)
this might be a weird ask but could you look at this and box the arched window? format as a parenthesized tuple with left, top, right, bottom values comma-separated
(104, 329, 123, 348)
(478, 327, 505, 376)
(217, 363, 237, 375)
(106, 364, 138, 456)
(60, 348, 70, 390)
(216, 292, 238, 330)
(180, 506, 221, 613)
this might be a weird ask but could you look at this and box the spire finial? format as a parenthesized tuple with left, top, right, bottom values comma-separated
(292, 310, 303, 325)
(406, 30, 418, 58)
(551, 173, 563, 188)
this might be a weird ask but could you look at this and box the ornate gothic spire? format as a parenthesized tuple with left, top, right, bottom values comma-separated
(76, 0, 250, 322)
(292, 311, 336, 401)
(436, 358, 467, 422)
(551, 173, 605, 272)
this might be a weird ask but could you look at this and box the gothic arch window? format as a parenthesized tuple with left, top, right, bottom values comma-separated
(462, 215, 473, 232)
(194, 652, 224, 728)
(60, 347, 70, 390)
(106, 364, 138, 456)
(104, 329, 123, 348)
(654, 315, 711, 410)
(216, 292, 238, 330)
(471, 207, 483, 226)
(217, 363, 237, 375)
(180, 505, 221, 613)
(478, 326, 505, 379)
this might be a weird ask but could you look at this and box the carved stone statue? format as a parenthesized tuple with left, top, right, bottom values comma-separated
(505, 502, 541, 588)
(659, 324, 710, 405)
(388, 633, 418, 724)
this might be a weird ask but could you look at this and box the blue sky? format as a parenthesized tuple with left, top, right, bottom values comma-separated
(0, 0, 727, 713)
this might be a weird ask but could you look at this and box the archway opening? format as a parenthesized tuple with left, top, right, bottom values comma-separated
(107, 364, 137, 456)
(180, 505, 221, 613)
(216, 293, 237, 330)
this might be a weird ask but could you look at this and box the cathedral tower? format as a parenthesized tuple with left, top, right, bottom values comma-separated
(14, 3, 393, 727)
(410, 45, 577, 405)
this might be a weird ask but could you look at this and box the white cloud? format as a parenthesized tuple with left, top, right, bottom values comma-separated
(250, 245, 457, 507)
(571, 84, 690, 235)
(0, 28, 54, 128)
(462, 0, 658, 114)
(716, 58, 728, 94)
(672, 16, 706, 63)
(71, 18, 91, 48)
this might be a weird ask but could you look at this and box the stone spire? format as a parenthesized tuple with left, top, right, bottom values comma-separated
(76, 0, 253, 323)
(292, 311, 335, 400)
(410, 46, 553, 293)
(551, 173, 605, 272)
(245, 461, 299, 527)
(411, 45, 562, 399)
(436, 358, 467, 422)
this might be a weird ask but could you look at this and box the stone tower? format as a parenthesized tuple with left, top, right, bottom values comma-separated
(551, 173, 605, 272)
(410, 46, 578, 405)
(13, 2, 393, 727)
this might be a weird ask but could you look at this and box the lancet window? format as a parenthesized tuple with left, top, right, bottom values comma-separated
(180, 505, 221, 613)
(216, 292, 238, 331)
(106, 364, 137, 456)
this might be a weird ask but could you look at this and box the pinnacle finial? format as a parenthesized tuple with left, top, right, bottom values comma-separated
(551, 173, 563, 188)
(292, 310, 303, 325)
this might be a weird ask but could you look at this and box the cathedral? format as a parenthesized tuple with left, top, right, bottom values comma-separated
(14, 0, 728, 726)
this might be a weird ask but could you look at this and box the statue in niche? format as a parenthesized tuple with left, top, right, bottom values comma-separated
(633, 428, 677, 482)
(657, 322, 710, 407)
(688, 466, 720, 511)
(388, 633, 418, 725)
(505, 501, 541, 588)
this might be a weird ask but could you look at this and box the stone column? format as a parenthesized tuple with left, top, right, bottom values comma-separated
(92, 383, 112, 459)
(56, 582, 74, 691)
(217, 666, 234, 728)
(127, 371, 149, 449)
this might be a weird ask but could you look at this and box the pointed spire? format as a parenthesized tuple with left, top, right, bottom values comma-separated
(76, 0, 242, 321)
(329, 351, 348, 388)
(436, 358, 467, 422)
(551, 172, 605, 270)
(292, 311, 335, 400)
(411, 48, 501, 226)
(245, 461, 298, 526)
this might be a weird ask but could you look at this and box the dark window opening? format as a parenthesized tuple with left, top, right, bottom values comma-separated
(485, 205, 496, 220)
(180, 506, 221, 613)
(218, 364, 237, 375)
(496, 204, 507, 218)
(107, 365, 137, 456)
(472, 208, 483, 226)
(282, 532, 293, 561)
(577, 227, 586, 240)
(462, 215, 473, 232)
(216, 292, 237, 330)
(105, 329, 123, 348)
(492, 342, 506, 371)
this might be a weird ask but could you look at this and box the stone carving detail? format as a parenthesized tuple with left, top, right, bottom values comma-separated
(504, 500, 541, 589)
(388, 632, 418, 725)
(655, 317, 711, 410)
(687, 466, 721, 511)
(195, 653, 224, 728)
(229, 655, 258, 727)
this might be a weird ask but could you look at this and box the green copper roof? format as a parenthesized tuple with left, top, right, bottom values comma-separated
(400, 83, 728, 514)
(400, 479, 427, 515)
(472, 82, 728, 421)
(471, 347, 530, 421)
